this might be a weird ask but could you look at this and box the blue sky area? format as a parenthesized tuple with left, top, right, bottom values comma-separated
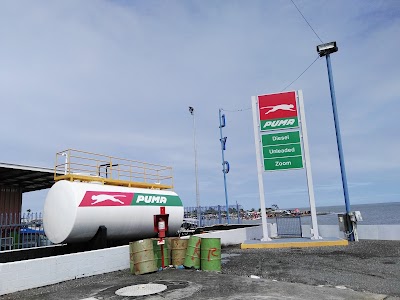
(0, 1, 399, 211)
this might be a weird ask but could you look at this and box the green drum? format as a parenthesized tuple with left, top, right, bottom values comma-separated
(200, 238, 221, 272)
(129, 245, 135, 274)
(183, 236, 201, 269)
(171, 238, 189, 266)
(166, 237, 173, 262)
(130, 261, 135, 274)
(153, 239, 170, 268)
(130, 239, 158, 275)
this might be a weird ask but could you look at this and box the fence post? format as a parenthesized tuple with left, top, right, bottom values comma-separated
(237, 203, 240, 224)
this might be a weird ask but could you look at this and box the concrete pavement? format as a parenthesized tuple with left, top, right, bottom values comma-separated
(0, 268, 392, 300)
(1, 240, 399, 299)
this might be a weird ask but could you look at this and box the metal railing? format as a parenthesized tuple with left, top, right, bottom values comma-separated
(184, 204, 243, 227)
(275, 216, 302, 237)
(0, 212, 52, 252)
(54, 149, 174, 190)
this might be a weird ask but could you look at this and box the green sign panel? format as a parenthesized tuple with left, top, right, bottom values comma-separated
(132, 194, 182, 206)
(262, 131, 301, 146)
(264, 156, 304, 171)
(263, 143, 302, 159)
(262, 131, 304, 171)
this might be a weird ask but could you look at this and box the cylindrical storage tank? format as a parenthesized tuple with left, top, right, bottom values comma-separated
(200, 238, 221, 272)
(130, 239, 158, 275)
(43, 180, 184, 244)
(171, 238, 188, 266)
(183, 236, 201, 269)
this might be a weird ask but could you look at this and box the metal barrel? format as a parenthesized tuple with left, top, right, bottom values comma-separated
(183, 236, 201, 269)
(129, 242, 135, 273)
(200, 238, 221, 272)
(170, 237, 189, 266)
(129, 242, 135, 274)
(130, 261, 135, 274)
(130, 239, 158, 275)
(166, 237, 173, 261)
(152, 239, 170, 268)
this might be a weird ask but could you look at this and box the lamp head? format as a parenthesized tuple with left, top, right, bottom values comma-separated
(317, 41, 338, 57)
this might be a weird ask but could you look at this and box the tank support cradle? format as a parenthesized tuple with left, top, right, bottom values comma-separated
(90, 225, 108, 250)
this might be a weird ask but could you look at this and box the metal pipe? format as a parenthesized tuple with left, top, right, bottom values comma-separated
(61, 152, 68, 175)
(219, 109, 230, 224)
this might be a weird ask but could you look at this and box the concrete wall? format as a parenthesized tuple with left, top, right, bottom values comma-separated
(0, 245, 129, 296)
(356, 225, 400, 240)
(301, 225, 342, 239)
(196, 224, 277, 245)
(199, 224, 400, 245)
(302, 224, 400, 240)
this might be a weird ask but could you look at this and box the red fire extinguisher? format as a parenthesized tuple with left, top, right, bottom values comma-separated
(158, 217, 166, 239)
(154, 209, 169, 269)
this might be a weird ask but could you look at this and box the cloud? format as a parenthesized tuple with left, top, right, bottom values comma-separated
(0, 1, 398, 212)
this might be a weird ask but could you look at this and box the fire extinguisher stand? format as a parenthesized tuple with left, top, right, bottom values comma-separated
(154, 206, 169, 269)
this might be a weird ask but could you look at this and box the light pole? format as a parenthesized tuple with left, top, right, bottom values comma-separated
(219, 109, 230, 224)
(189, 106, 201, 227)
(317, 41, 353, 241)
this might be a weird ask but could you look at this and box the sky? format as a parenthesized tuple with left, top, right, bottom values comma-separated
(0, 0, 399, 212)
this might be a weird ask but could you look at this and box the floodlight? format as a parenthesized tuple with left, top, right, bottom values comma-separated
(316, 41, 338, 57)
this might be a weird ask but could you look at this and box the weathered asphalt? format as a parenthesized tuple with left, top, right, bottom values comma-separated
(223, 240, 400, 298)
(1, 240, 399, 299)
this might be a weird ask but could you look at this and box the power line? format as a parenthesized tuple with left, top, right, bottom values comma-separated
(280, 55, 320, 92)
(223, 1, 323, 112)
(223, 55, 320, 111)
(290, 0, 323, 43)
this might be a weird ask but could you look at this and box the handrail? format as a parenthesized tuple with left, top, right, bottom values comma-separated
(54, 149, 173, 190)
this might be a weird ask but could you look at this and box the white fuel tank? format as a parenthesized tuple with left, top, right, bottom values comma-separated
(43, 180, 184, 244)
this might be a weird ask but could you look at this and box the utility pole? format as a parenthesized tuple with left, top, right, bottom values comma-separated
(317, 41, 353, 241)
(189, 106, 201, 227)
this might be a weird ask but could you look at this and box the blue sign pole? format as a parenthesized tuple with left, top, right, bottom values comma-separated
(219, 109, 230, 224)
(325, 53, 353, 241)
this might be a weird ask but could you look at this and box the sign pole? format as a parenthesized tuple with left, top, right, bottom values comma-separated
(297, 90, 321, 240)
(219, 109, 230, 224)
(251, 96, 271, 241)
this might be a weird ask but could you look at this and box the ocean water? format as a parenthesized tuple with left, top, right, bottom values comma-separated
(290, 202, 400, 225)
(201, 202, 400, 227)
